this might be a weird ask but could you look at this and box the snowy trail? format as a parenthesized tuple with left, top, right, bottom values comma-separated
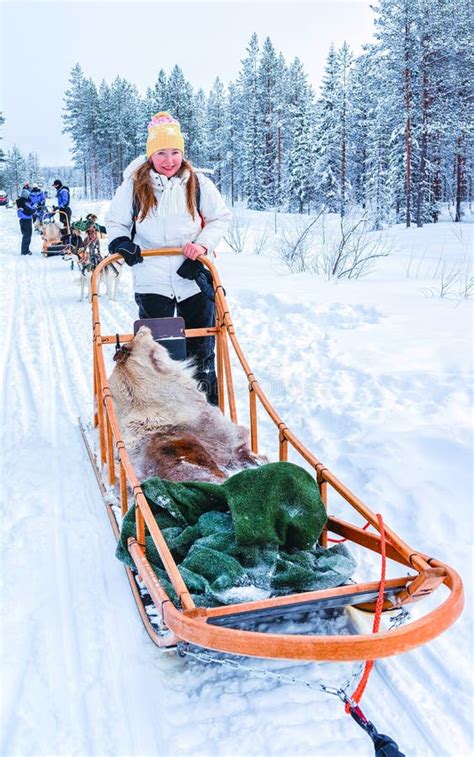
(0, 239, 163, 756)
(1, 208, 472, 756)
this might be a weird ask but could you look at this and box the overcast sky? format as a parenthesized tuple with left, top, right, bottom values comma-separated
(1, 0, 375, 166)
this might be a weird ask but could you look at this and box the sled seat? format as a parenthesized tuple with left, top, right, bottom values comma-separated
(134, 317, 186, 361)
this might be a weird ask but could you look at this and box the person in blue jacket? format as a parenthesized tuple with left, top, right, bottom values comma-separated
(16, 191, 36, 255)
(52, 179, 71, 231)
(30, 184, 47, 229)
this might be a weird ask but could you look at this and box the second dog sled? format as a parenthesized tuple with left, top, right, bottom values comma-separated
(84, 249, 463, 668)
(41, 209, 73, 257)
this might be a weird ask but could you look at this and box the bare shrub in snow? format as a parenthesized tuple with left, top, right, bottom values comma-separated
(275, 210, 325, 272)
(420, 256, 473, 301)
(253, 226, 272, 256)
(320, 212, 390, 279)
(404, 246, 428, 279)
(276, 209, 390, 279)
(459, 261, 474, 300)
(224, 214, 250, 255)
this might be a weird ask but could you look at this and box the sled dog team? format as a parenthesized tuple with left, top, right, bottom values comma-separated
(40, 215, 123, 302)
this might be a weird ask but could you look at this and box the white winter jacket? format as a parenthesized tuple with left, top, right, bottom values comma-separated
(105, 155, 232, 299)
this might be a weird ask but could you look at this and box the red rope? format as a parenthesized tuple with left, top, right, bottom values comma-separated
(345, 513, 387, 713)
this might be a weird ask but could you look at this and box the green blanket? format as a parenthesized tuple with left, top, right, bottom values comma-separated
(116, 462, 356, 607)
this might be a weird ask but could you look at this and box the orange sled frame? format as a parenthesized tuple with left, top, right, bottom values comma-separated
(87, 249, 463, 662)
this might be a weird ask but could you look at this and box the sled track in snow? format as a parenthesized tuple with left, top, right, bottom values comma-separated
(1, 254, 162, 755)
(35, 259, 164, 755)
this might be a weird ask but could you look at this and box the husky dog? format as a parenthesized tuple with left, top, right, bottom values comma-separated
(69, 237, 102, 302)
(102, 256, 124, 302)
(68, 226, 123, 302)
(109, 326, 265, 483)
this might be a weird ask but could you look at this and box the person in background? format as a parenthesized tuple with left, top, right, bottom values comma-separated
(106, 111, 231, 405)
(52, 179, 71, 231)
(30, 184, 47, 231)
(16, 190, 35, 255)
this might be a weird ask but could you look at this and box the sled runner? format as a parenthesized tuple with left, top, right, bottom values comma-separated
(85, 249, 463, 663)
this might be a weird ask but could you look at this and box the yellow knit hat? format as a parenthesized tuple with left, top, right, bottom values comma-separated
(146, 111, 185, 158)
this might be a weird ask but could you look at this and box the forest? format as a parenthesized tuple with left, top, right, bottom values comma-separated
(1, 0, 472, 228)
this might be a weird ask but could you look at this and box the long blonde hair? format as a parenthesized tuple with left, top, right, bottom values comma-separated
(132, 158, 198, 222)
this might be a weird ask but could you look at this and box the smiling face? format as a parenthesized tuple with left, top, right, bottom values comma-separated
(150, 149, 183, 177)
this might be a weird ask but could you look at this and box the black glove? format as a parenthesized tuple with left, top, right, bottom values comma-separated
(109, 236, 143, 267)
(177, 258, 216, 302)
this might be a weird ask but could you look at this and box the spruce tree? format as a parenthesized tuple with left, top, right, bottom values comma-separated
(223, 82, 241, 204)
(192, 88, 209, 170)
(207, 78, 226, 189)
(286, 58, 316, 213)
(4, 145, 27, 198)
(257, 37, 280, 208)
(237, 34, 264, 210)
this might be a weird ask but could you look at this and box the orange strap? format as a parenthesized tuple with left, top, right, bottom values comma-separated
(345, 513, 387, 712)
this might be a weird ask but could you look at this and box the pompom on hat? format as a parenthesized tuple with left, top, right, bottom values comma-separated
(146, 111, 185, 158)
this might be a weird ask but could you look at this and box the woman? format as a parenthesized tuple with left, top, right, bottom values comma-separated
(106, 112, 231, 406)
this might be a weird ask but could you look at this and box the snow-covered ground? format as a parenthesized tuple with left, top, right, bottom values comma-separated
(1, 202, 472, 757)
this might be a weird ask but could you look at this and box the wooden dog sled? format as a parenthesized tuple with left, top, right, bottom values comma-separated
(41, 209, 72, 257)
(85, 249, 463, 663)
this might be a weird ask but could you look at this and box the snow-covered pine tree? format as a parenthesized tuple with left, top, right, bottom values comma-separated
(273, 52, 288, 211)
(237, 34, 265, 210)
(96, 80, 116, 198)
(138, 69, 172, 149)
(438, 0, 473, 221)
(107, 76, 141, 190)
(153, 69, 170, 112)
(3, 145, 27, 198)
(257, 37, 280, 208)
(372, 0, 422, 227)
(26, 152, 41, 185)
(140, 88, 157, 147)
(222, 82, 241, 205)
(314, 45, 340, 213)
(82, 78, 101, 199)
(348, 52, 371, 210)
(206, 78, 226, 190)
(314, 43, 354, 215)
(166, 66, 197, 162)
(336, 42, 353, 216)
(62, 68, 101, 198)
(63, 64, 92, 197)
(285, 57, 316, 213)
(192, 88, 209, 170)
(365, 56, 395, 227)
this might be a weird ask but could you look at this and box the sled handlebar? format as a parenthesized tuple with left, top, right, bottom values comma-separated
(91, 249, 217, 294)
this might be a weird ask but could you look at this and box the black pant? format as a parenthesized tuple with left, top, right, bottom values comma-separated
(19, 218, 32, 254)
(135, 291, 218, 405)
(59, 206, 72, 231)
